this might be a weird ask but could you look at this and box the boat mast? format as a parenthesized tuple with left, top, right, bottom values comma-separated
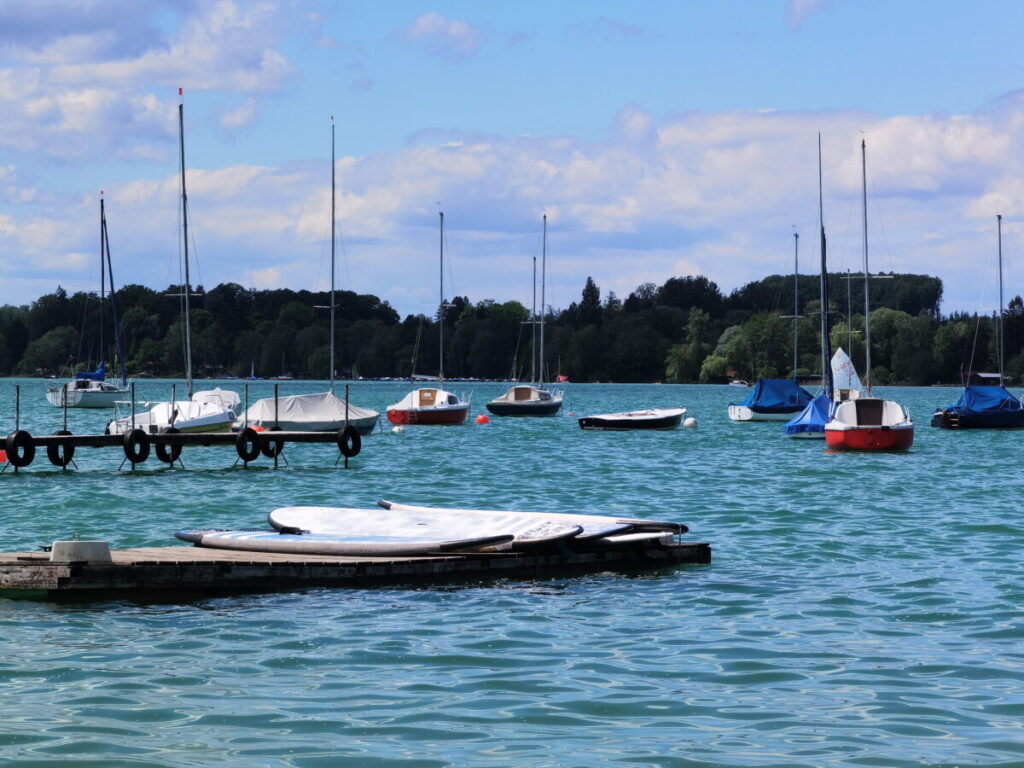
(178, 89, 194, 398)
(540, 213, 547, 386)
(101, 197, 128, 388)
(998, 214, 1004, 386)
(99, 195, 106, 373)
(330, 117, 336, 394)
(818, 134, 833, 399)
(792, 230, 799, 378)
(861, 138, 871, 396)
(439, 210, 444, 386)
(531, 255, 537, 384)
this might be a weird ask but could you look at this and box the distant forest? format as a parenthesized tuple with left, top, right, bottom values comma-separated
(2, 271, 1022, 385)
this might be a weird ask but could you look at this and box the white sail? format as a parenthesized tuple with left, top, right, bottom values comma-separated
(831, 347, 863, 398)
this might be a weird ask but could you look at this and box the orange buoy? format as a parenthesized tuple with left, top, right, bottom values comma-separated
(475, 414, 490, 425)
(251, 425, 267, 432)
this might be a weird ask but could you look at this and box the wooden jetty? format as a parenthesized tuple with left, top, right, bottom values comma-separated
(1, 426, 362, 470)
(0, 539, 711, 598)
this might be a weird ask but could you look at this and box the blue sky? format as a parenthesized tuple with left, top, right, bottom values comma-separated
(3, 0, 1024, 320)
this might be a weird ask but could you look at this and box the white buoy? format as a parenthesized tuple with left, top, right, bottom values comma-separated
(50, 541, 112, 564)
(392, 425, 405, 434)
(683, 417, 698, 429)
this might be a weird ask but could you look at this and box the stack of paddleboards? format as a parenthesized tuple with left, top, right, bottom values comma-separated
(175, 500, 688, 557)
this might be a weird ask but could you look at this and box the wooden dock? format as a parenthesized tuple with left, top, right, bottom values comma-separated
(0, 539, 711, 598)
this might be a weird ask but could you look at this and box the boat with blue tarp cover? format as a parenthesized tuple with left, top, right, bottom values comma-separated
(930, 385, 1024, 429)
(932, 216, 1023, 430)
(729, 378, 813, 422)
(785, 135, 835, 440)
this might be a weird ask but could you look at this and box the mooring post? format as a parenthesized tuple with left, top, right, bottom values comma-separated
(130, 382, 137, 429)
(15, 384, 20, 430)
(244, 384, 249, 428)
(62, 385, 68, 431)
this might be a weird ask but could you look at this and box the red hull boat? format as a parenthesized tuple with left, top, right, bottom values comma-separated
(824, 397, 914, 451)
(386, 387, 469, 426)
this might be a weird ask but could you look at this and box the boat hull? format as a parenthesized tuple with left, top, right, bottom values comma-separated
(579, 409, 685, 431)
(386, 406, 469, 426)
(47, 385, 128, 409)
(930, 409, 1024, 429)
(485, 400, 562, 417)
(825, 425, 914, 451)
(728, 405, 800, 422)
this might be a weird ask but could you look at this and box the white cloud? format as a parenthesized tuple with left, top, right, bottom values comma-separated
(6, 98, 1024, 317)
(787, 0, 833, 29)
(218, 97, 260, 132)
(0, 2, 297, 159)
(403, 12, 480, 62)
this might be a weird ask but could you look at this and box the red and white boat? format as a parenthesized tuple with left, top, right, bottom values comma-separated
(825, 397, 913, 451)
(824, 139, 913, 452)
(386, 211, 470, 426)
(387, 387, 469, 425)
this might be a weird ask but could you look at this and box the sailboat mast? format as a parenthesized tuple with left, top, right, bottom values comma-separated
(818, 134, 833, 399)
(998, 214, 1004, 386)
(861, 138, 871, 396)
(540, 214, 547, 385)
(330, 117, 336, 394)
(101, 198, 128, 387)
(99, 196, 106, 372)
(439, 211, 445, 386)
(792, 230, 799, 378)
(178, 90, 194, 397)
(531, 255, 537, 384)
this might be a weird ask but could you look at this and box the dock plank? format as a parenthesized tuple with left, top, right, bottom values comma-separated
(0, 541, 710, 597)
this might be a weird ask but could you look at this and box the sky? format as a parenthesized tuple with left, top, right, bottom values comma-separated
(3, 0, 1024, 320)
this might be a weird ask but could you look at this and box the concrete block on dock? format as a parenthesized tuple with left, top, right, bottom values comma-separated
(50, 541, 112, 564)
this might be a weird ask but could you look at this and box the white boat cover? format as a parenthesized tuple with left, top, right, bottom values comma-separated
(193, 387, 241, 410)
(235, 391, 379, 432)
(109, 398, 236, 434)
(831, 347, 863, 396)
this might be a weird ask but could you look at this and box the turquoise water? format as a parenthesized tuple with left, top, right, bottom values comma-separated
(2, 378, 1023, 767)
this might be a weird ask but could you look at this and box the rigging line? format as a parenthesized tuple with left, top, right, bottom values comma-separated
(868, 174, 897, 276)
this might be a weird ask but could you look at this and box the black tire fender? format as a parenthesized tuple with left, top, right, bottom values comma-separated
(5, 430, 35, 468)
(123, 428, 150, 464)
(337, 424, 361, 458)
(46, 429, 75, 467)
(236, 426, 261, 463)
(155, 427, 182, 464)
(260, 425, 285, 458)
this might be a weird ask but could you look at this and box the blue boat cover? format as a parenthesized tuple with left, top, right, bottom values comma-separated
(941, 385, 1023, 415)
(731, 378, 813, 414)
(75, 361, 105, 381)
(784, 392, 833, 435)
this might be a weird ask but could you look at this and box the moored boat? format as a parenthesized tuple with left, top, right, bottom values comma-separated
(728, 378, 813, 422)
(386, 211, 469, 426)
(824, 140, 913, 451)
(932, 216, 1024, 430)
(578, 407, 686, 431)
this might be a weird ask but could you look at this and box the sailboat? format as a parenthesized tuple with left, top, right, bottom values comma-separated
(728, 231, 812, 422)
(47, 195, 130, 408)
(931, 214, 1024, 429)
(785, 136, 836, 438)
(107, 90, 238, 435)
(386, 211, 470, 425)
(486, 214, 564, 416)
(824, 139, 913, 451)
(235, 118, 379, 435)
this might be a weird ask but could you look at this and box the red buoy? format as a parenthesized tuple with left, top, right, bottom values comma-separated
(475, 414, 490, 425)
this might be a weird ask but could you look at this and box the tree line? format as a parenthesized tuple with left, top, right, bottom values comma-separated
(1, 271, 1021, 385)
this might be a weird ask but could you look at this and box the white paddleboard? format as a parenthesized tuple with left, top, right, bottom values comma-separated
(175, 528, 515, 556)
(268, 506, 586, 549)
(377, 499, 687, 536)
(593, 531, 674, 546)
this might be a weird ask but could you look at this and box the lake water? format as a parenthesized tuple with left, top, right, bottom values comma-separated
(2, 378, 1022, 767)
